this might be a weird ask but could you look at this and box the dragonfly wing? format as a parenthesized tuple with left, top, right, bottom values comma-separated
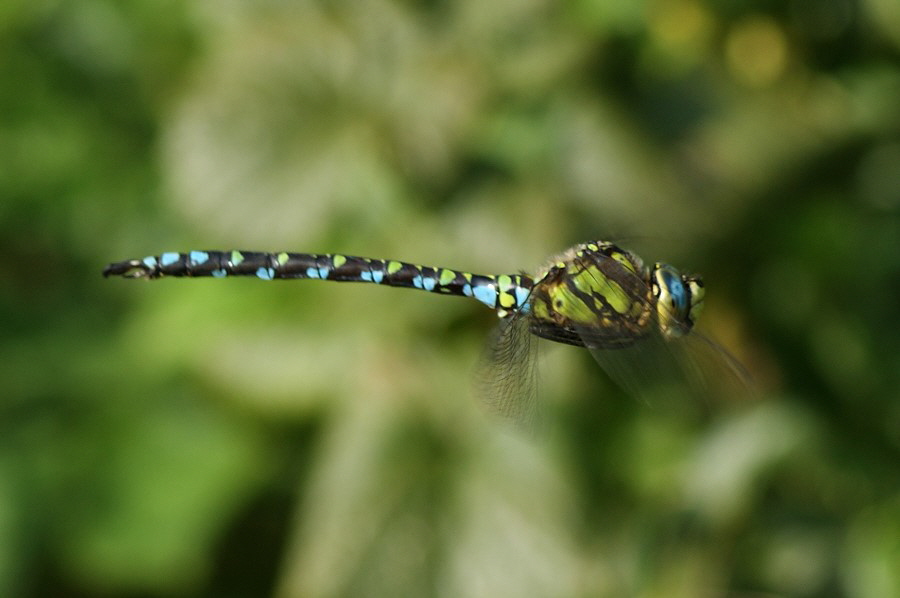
(474, 312, 541, 432)
(668, 330, 756, 400)
(580, 328, 687, 402)
(578, 319, 754, 403)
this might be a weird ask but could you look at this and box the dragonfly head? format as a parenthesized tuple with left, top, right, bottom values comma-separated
(651, 263, 704, 339)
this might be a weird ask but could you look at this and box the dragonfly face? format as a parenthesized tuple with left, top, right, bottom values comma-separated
(650, 263, 704, 339)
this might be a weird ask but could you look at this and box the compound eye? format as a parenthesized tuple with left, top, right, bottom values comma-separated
(653, 263, 696, 339)
(661, 269, 687, 314)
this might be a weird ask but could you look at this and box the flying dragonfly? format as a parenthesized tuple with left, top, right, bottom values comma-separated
(105, 241, 743, 425)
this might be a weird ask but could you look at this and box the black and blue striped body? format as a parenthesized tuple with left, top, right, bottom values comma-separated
(103, 250, 535, 313)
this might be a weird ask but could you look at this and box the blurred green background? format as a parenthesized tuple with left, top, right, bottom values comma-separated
(2, 1, 898, 597)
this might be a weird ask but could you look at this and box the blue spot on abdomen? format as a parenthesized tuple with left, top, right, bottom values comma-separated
(515, 287, 530, 308)
(160, 252, 179, 267)
(473, 284, 496, 308)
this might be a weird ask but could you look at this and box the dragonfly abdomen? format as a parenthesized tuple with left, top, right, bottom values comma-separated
(103, 250, 534, 312)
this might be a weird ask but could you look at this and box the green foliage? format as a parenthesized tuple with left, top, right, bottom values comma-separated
(2, 1, 898, 597)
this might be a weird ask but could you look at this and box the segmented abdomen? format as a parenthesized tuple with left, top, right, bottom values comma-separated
(103, 250, 534, 312)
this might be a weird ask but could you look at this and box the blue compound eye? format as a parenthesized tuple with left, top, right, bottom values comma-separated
(662, 269, 687, 312)
(652, 263, 695, 339)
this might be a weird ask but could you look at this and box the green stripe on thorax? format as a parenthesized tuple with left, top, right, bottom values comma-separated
(528, 241, 655, 338)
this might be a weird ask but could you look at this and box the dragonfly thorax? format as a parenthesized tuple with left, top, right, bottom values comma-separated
(527, 242, 657, 349)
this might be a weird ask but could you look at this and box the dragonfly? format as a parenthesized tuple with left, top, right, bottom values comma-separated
(105, 241, 727, 425)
